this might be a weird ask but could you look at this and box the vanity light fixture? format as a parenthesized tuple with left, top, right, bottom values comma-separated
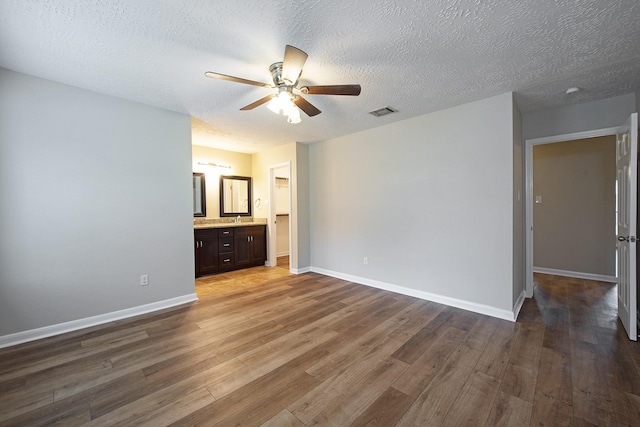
(197, 161, 231, 169)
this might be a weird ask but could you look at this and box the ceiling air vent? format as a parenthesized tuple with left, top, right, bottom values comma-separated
(368, 106, 397, 117)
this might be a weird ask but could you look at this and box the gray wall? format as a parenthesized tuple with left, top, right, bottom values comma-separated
(533, 136, 616, 276)
(310, 93, 517, 316)
(295, 143, 311, 269)
(523, 93, 636, 140)
(0, 69, 195, 337)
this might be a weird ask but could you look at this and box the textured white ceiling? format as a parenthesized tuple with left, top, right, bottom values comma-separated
(1, 0, 639, 153)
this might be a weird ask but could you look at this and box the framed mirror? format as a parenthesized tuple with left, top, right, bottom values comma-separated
(193, 172, 206, 217)
(220, 175, 252, 217)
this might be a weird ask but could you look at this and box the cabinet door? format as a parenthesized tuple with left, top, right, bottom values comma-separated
(250, 229, 266, 263)
(234, 233, 251, 267)
(195, 229, 219, 277)
(198, 237, 219, 276)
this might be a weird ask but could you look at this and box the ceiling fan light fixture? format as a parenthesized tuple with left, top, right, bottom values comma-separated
(266, 96, 282, 114)
(267, 89, 301, 123)
(287, 106, 301, 124)
(267, 90, 293, 115)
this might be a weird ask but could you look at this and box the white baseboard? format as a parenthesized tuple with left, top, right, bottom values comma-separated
(533, 267, 617, 283)
(513, 291, 526, 320)
(310, 267, 517, 322)
(291, 266, 312, 274)
(0, 293, 198, 349)
(276, 252, 290, 257)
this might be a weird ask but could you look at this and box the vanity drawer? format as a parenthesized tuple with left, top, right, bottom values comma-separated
(218, 228, 234, 238)
(219, 237, 234, 253)
(194, 228, 218, 239)
(218, 254, 234, 269)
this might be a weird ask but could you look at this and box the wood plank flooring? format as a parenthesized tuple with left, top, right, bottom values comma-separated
(277, 255, 289, 269)
(1, 269, 639, 426)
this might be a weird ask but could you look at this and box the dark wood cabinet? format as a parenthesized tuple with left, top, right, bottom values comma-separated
(194, 224, 266, 277)
(194, 228, 218, 277)
(251, 232, 267, 264)
(234, 225, 266, 268)
(250, 229, 266, 262)
(234, 232, 250, 267)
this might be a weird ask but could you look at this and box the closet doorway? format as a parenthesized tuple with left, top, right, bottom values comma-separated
(268, 162, 292, 271)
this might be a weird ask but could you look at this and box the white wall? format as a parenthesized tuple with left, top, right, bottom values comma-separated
(0, 69, 195, 341)
(523, 93, 636, 140)
(309, 93, 517, 318)
(274, 166, 290, 215)
(275, 215, 290, 256)
(512, 97, 524, 307)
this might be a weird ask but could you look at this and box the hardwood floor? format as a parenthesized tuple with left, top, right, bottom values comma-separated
(1, 270, 639, 426)
(277, 255, 290, 269)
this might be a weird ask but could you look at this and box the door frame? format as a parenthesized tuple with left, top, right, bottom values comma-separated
(524, 126, 624, 297)
(267, 161, 292, 270)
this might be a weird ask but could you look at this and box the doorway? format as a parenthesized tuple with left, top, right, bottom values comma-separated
(525, 126, 624, 297)
(530, 135, 617, 284)
(267, 161, 292, 271)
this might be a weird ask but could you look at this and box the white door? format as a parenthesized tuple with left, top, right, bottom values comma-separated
(617, 112, 638, 341)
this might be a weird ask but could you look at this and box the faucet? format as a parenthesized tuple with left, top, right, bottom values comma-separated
(235, 215, 241, 224)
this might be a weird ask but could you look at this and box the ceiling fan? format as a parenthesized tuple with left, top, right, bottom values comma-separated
(205, 45, 361, 123)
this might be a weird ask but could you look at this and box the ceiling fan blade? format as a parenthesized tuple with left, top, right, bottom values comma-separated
(293, 95, 321, 117)
(205, 71, 273, 88)
(300, 85, 361, 96)
(281, 45, 308, 85)
(240, 94, 276, 111)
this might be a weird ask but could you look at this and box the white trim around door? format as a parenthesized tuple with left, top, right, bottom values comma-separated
(524, 126, 623, 298)
(267, 161, 292, 270)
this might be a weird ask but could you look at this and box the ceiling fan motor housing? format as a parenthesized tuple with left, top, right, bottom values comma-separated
(269, 62, 288, 86)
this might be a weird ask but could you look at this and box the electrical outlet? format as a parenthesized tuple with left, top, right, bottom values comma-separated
(363, 257, 368, 265)
(140, 274, 149, 286)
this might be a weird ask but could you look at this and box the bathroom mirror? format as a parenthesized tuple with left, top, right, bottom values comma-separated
(220, 175, 252, 217)
(193, 172, 206, 217)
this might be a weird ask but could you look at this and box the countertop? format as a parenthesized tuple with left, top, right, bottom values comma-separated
(194, 218, 267, 229)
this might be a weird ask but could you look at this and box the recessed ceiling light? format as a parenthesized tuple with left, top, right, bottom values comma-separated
(565, 87, 580, 95)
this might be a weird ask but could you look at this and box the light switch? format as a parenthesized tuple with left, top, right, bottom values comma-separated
(535, 195, 543, 204)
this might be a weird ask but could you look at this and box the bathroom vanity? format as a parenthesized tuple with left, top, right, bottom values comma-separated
(194, 223, 266, 277)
